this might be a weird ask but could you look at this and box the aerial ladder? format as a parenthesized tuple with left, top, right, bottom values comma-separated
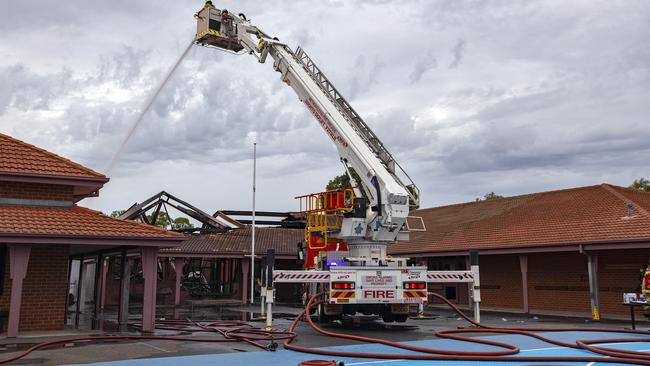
(194, 1, 480, 324)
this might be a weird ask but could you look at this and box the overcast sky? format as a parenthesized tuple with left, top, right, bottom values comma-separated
(1, 0, 649, 216)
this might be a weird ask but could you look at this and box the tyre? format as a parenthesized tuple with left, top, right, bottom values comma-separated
(317, 304, 332, 324)
(394, 314, 408, 323)
(303, 292, 316, 315)
(381, 308, 395, 323)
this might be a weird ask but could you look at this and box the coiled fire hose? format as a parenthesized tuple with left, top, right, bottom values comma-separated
(284, 292, 650, 365)
(0, 293, 649, 365)
(0, 320, 295, 365)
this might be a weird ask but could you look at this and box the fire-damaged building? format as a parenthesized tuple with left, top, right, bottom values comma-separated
(116, 192, 305, 308)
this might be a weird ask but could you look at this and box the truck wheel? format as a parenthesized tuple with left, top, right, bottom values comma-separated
(394, 314, 408, 323)
(381, 309, 395, 323)
(303, 292, 316, 315)
(318, 304, 332, 324)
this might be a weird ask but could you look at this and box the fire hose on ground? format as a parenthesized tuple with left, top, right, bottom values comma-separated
(287, 292, 650, 365)
(0, 293, 649, 365)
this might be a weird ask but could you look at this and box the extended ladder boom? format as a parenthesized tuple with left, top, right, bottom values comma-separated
(195, 3, 419, 243)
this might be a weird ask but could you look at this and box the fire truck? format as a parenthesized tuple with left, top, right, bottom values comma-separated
(194, 1, 480, 323)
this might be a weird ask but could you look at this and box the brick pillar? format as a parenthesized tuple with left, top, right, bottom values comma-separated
(7, 245, 31, 337)
(174, 258, 185, 306)
(519, 254, 529, 313)
(141, 247, 158, 333)
(241, 258, 250, 304)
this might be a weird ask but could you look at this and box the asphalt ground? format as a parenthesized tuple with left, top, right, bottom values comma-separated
(0, 304, 647, 366)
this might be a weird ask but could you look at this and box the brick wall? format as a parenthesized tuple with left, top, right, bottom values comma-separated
(598, 249, 647, 316)
(0, 245, 69, 332)
(0, 181, 74, 202)
(462, 249, 646, 319)
(479, 254, 523, 310)
(20, 246, 69, 331)
(527, 252, 591, 314)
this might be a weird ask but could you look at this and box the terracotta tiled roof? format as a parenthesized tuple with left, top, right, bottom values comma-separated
(390, 184, 650, 255)
(0, 133, 106, 179)
(161, 226, 304, 256)
(0, 205, 184, 239)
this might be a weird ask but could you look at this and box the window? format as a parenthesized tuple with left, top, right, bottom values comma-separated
(427, 256, 467, 271)
(209, 19, 221, 32)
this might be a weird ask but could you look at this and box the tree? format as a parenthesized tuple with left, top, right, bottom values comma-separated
(326, 169, 363, 191)
(326, 173, 351, 190)
(483, 192, 504, 200)
(630, 178, 650, 192)
(171, 217, 194, 230)
(147, 212, 171, 228)
(110, 210, 126, 218)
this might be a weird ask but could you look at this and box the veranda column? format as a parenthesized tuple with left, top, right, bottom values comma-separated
(587, 253, 600, 320)
(519, 254, 529, 313)
(141, 247, 158, 333)
(7, 245, 31, 337)
(174, 257, 185, 306)
(241, 258, 250, 304)
(118, 251, 131, 327)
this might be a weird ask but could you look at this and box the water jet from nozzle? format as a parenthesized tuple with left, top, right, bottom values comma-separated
(105, 40, 194, 175)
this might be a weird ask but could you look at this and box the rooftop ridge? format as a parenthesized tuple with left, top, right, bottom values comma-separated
(601, 183, 650, 218)
(415, 184, 606, 213)
(0, 132, 106, 179)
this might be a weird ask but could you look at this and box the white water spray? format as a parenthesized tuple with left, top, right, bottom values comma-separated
(105, 40, 195, 175)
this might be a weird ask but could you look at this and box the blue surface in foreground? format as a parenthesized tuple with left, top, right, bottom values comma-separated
(70, 331, 650, 366)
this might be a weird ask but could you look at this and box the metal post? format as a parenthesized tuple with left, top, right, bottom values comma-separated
(266, 289, 273, 328)
(118, 252, 131, 327)
(265, 249, 275, 329)
(587, 253, 600, 321)
(469, 250, 481, 323)
(260, 256, 266, 317)
(250, 142, 256, 305)
(75, 255, 84, 329)
(64, 256, 74, 326)
(98, 256, 109, 331)
(92, 255, 102, 330)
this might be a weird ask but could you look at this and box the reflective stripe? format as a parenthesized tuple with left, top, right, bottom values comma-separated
(331, 291, 355, 298)
(403, 290, 427, 298)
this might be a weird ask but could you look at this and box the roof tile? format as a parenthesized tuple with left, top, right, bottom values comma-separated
(0, 133, 106, 179)
(390, 184, 650, 255)
(0, 205, 184, 239)
(162, 226, 303, 256)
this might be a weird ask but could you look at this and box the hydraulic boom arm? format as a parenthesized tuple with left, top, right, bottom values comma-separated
(195, 2, 420, 244)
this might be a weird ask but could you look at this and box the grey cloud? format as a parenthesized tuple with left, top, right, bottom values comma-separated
(409, 51, 437, 84)
(0, 64, 72, 115)
(97, 46, 150, 87)
(448, 38, 466, 69)
(1, 0, 649, 214)
(348, 55, 385, 98)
